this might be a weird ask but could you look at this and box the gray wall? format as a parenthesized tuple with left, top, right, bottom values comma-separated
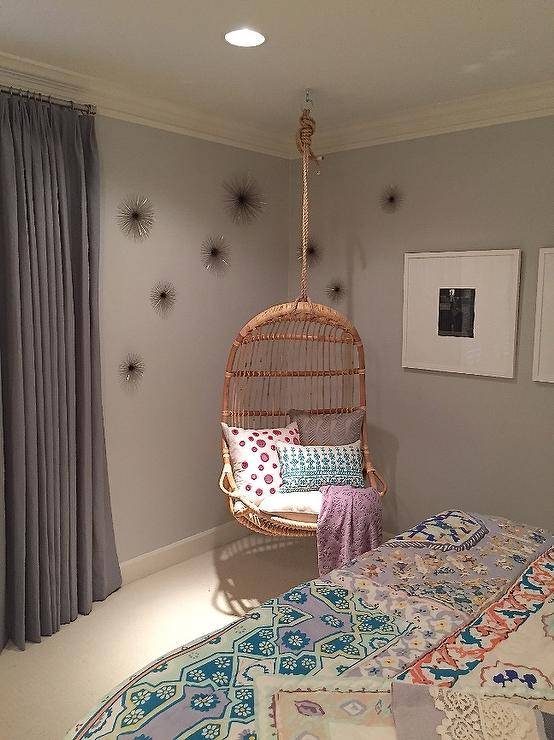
(97, 114, 553, 563)
(96, 117, 290, 562)
(289, 117, 554, 535)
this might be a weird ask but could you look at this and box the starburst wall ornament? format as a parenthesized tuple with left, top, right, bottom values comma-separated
(325, 280, 346, 303)
(380, 186, 403, 213)
(117, 195, 155, 240)
(298, 240, 322, 266)
(201, 235, 230, 274)
(222, 174, 265, 224)
(150, 281, 176, 315)
(119, 353, 145, 385)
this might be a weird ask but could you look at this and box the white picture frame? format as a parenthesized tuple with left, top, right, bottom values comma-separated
(402, 249, 521, 378)
(532, 247, 554, 383)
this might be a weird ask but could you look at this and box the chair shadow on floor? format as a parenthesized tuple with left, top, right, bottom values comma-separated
(211, 534, 319, 617)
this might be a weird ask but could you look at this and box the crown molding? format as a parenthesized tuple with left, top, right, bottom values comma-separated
(316, 80, 554, 154)
(1, 51, 554, 158)
(0, 51, 293, 158)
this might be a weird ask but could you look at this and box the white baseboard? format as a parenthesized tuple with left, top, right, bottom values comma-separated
(120, 519, 245, 585)
(120, 522, 397, 586)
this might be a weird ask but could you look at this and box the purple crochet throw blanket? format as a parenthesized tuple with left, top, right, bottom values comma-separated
(317, 485, 383, 576)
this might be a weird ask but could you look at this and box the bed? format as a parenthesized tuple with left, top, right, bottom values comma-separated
(67, 510, 553, 739)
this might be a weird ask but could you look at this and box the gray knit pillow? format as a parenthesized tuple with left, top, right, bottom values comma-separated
(288, 409, 365, 446)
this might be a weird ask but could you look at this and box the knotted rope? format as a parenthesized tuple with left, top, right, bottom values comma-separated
(296, 108, 318, 302)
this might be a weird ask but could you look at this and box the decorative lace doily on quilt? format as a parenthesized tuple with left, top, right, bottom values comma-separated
(431, 687, 537, 740)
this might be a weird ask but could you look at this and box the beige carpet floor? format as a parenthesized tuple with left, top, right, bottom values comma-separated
(0, 534, 318, 740)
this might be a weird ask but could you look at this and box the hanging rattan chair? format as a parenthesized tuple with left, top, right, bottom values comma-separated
(219, 105, 386, 537)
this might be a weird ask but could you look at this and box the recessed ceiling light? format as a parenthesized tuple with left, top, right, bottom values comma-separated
(225, 28, 265, 48)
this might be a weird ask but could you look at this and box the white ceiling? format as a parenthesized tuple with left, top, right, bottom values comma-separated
(1, 0, 554, 156)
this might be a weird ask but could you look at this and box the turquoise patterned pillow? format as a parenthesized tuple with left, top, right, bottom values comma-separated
(276, 441, 364, 493)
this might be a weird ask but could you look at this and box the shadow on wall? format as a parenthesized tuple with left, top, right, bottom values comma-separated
(211, 535, 318, 617)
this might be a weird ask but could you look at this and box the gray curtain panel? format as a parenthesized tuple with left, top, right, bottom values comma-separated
(0, 93, 121, 650)
(0, 366, 5, 650)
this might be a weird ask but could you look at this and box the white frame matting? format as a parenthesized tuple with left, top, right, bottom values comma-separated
(532, 247, 554, 383)
(402, 249, 521, 378)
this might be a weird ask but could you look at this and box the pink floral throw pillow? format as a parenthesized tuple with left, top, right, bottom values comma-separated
(221, 422, 300, 500)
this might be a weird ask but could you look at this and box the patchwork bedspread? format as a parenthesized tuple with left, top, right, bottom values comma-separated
(67, 511, 553, 739)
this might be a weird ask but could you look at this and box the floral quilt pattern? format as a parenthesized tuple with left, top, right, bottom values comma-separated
(398, 547, 554, 690)
(66, 512, 552, 740)
(68, 582, 410, 739)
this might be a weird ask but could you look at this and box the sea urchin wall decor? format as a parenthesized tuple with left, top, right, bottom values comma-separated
(119, 353, 145, 385)
(222, 174, 265, 224)
(298, 240, 322, 266)
(380, 186, 403, 213)
(201, 235, 230, 274)
(117, 195, 155, 240)
(325, 280, 346, 304)
(150, 281, 176, 315)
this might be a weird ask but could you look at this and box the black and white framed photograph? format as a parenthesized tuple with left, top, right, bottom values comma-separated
(532, 247, 554, 383)
(402, 250, 521, 378)
(437, 288, 476, 337)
